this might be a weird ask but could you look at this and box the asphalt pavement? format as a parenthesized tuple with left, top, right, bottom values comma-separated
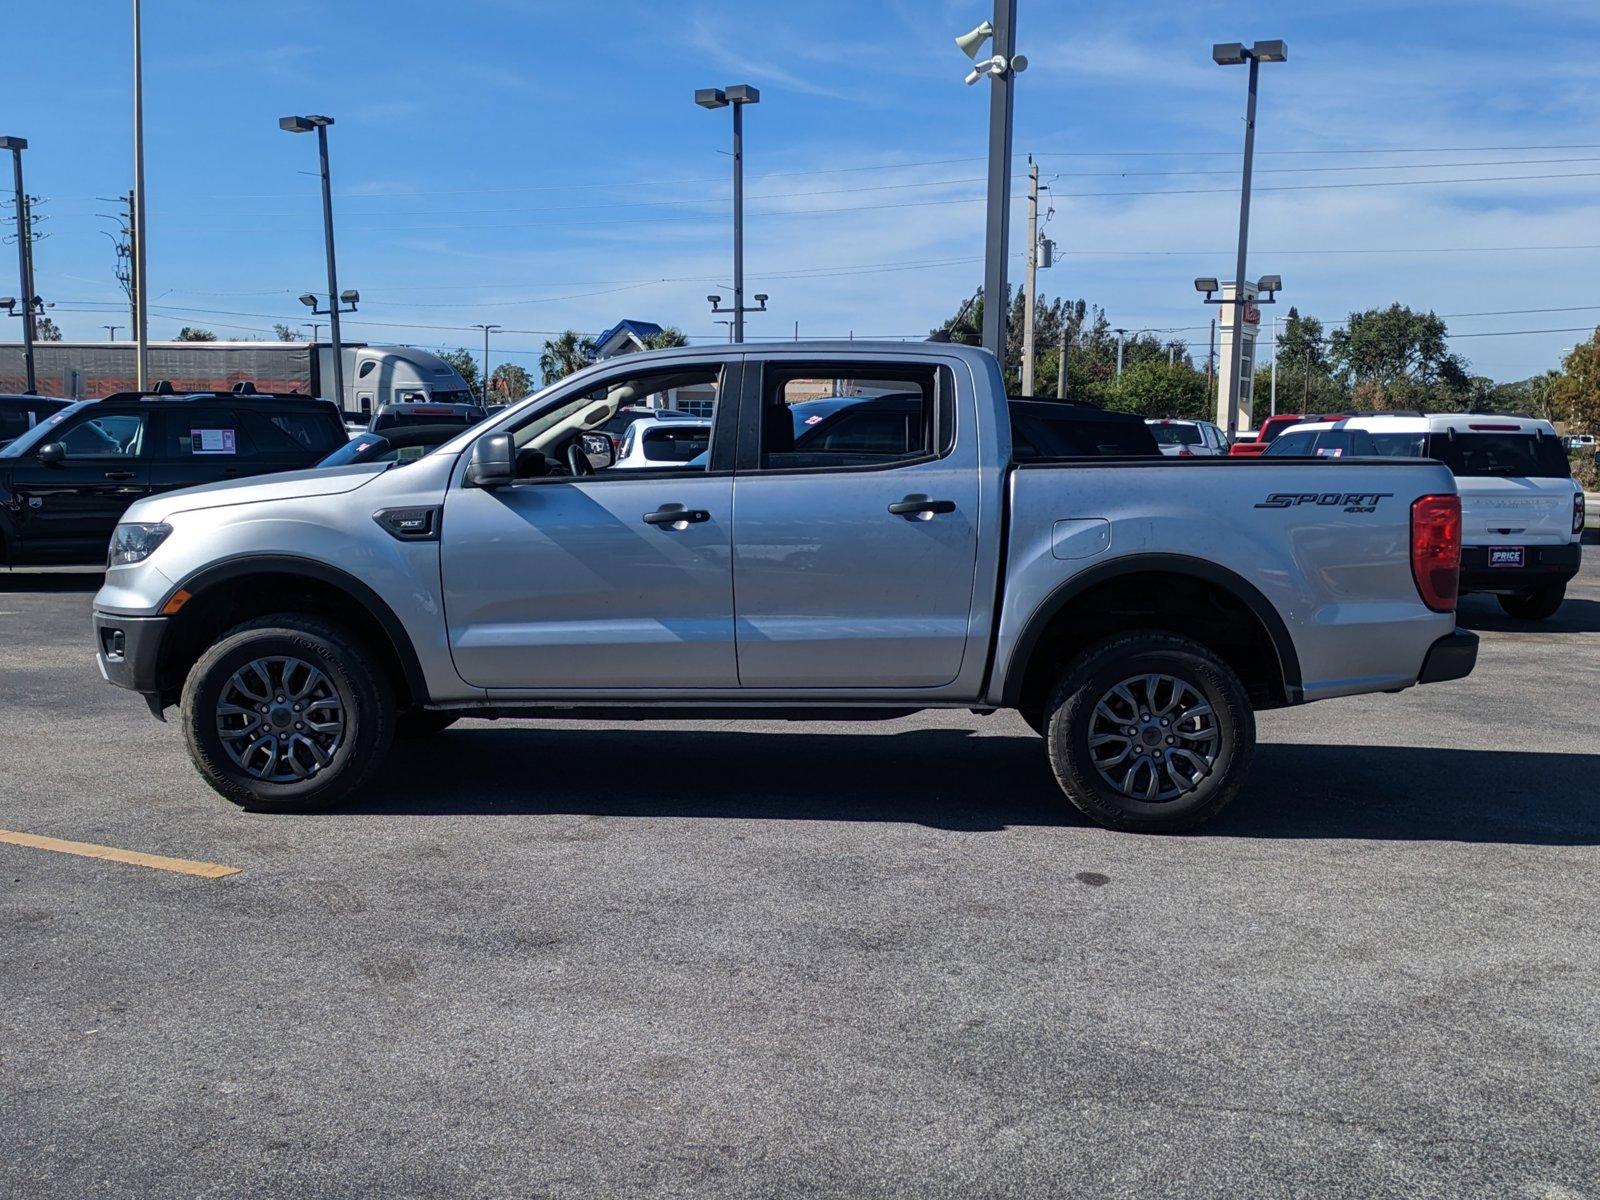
(2, 546, 1597, 1199)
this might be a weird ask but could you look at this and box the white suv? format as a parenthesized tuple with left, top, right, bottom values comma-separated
(613, 416, 713, 469)
(1144, 418, 1228, 456)
(1267, 413, 1584, 619)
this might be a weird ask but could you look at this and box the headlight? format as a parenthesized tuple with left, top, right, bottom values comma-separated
(107, 522, 173, 567)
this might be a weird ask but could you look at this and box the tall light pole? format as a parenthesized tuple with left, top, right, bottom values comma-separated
(1, 137, 36, 393)
(104, 325, 120, 340)
(1269, 313, 1279, 416)
(1113, 328, 1127, 378)
(280, 114, 347, 410)
(1212, 38, 1286, 437)
(695, 85, 764, 343)
(473, 322, 500, 405)
(132, 0, 149, 388)
(955, 6, 1026, 372)
(1021, 157, 1039, 394)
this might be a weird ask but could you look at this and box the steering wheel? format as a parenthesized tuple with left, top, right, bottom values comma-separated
(565, 438, 594, 477)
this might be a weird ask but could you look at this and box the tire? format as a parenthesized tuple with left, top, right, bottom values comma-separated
(1497, 583, 1565, 621)
(395, 710, 460, 740)
(1043, 632, 1255, 833)
(180, 613, 395, 812)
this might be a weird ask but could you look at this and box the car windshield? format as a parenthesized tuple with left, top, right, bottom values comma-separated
(1147, 423, 1203, 446)
(0, 401, 93, 457)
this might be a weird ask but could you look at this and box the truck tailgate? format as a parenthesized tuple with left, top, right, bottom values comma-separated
(995, 458, 1462, 703)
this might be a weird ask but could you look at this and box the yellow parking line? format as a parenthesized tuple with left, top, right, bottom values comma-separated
(0, 828, 241, 879)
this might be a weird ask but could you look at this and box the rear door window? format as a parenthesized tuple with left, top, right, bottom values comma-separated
(754, 367, 951, 471)
(1148, 423, 1203, 447)
(1426, 432, 1570, 478)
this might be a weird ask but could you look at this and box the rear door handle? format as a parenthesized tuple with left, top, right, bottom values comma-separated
(103, 470, 137, 481)
(888, 494, 956, 517)
(643, 504, 711, 527)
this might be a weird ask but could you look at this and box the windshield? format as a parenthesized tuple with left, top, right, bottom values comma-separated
(0, 401, 93, 458)
(1147, 423, 1203, 446)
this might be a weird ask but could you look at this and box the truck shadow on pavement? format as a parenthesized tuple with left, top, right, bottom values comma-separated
(365, 727, 1600, 845)
(0, 570, 103, 593)
(1456, 595, 1600, 634)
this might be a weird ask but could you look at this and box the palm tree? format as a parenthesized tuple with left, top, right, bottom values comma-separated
(642, 326, 689, 350)
(539, 331, 598, 384)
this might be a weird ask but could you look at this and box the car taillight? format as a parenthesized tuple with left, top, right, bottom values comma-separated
(1411, 494, 1462, 613)
(1576, 491, 1587, 536)
(1178, 448, 1194, 457)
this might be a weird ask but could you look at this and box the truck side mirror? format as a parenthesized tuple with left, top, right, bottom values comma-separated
(36, 442, 65, 466)
(464, 433, 516, 489)
(579, 431, 616, 468)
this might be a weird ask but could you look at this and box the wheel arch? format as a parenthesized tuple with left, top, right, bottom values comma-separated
(1000, 553, 1303, 713)
(153, 554, 429, 710)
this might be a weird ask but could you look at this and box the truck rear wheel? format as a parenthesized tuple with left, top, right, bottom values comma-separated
(1043, 632, 1254, 833)
(1497, 583, 1565, 621)
(180, 614, 395, 812)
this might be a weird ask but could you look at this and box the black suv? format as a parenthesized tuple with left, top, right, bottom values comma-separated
(0, 394, 70, 450)
(0, 386, 346, 566)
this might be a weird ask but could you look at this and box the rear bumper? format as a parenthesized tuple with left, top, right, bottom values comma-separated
(93, 611, 168, 706)
(1417, 629, 1478, 686)
(1459, 542, 1580, 592)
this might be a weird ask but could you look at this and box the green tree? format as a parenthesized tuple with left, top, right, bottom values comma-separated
(438, 348, 480, 397)
(539, 330, 597, 384)
(176, 326, 217, 342)
(273, 323, 299, 342)
(1105, 357, 1209, 419)
(1554, 328, 1600, 435)
(642, 326, 689, 350)
(489, 362, 533, 403)
(1329, 304, 1469, 410)
(36, 315, 62, 341)
(1269, 309, 1346, 412)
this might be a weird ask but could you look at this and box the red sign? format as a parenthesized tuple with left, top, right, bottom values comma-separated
(1243, 303, 1262, 326)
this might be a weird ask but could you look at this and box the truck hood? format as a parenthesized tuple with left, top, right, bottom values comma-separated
(125, 464, 386, 522)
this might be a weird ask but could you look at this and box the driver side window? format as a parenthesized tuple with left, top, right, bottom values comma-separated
(510, 363, 726, 480)
(58, 413, 147, 458)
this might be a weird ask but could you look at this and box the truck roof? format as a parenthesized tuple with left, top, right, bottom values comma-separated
(1283, 413, 1559, 437)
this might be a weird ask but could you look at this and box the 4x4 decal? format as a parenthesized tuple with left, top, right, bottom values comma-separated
(1255, 491, 1393, 514)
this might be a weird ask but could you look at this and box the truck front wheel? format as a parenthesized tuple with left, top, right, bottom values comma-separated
(1043, 632, 1255, 833)
(180, 614, 395, 812)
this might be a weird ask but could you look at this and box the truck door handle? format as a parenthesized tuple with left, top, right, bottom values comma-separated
(643, 505, 711, 527)
(888, 494, 956, 517)
(103, 470, 137, 481)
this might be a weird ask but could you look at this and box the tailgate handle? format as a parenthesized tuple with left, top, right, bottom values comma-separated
(888, 494, 956, 517)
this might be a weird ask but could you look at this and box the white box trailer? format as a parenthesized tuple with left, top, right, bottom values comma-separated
(0, 341, 474, 417)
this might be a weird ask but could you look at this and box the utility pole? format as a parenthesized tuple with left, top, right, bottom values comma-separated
(1056, 323, 1068, 399)
(1269, 313, 1279, 416)
(2, 137, 37, 393)
(1021, 157, 1039, 395)
(980, 0, 1019, 371)
(132, 0, 150, 389)
(104, 325, 120, 340)
(1207, 318, 1216, 405)
(473, 323, 500, 405)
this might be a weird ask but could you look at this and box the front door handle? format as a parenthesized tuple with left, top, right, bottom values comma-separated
(103, 470, 137, 481)
(888, 494, 956, 517)
(643, 504, 711, 527)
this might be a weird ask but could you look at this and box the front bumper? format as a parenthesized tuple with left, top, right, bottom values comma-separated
(1417, 629, 1478, 686)
(1459, 542, 1580, 593)
(93, 611, 168, 710)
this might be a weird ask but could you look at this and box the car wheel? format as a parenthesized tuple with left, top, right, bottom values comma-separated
(1043, 632, 1254, 833)
(395, 710, 460, 740)
(180, 614, 394, 812)
(1497, 584, 1565, 621)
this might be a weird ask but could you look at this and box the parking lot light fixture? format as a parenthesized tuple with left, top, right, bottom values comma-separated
(1212, 37, 1287, 438)
(696, 84, 762, 342)
(280, 113, 348, 411)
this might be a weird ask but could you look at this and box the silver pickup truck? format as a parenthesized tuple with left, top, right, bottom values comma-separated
(91, 342, 1477, 832)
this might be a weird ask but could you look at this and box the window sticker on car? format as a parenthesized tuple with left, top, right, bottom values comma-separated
(804, 415, 824, 425)
(191, 428, 237, 455)
(1315, 447, 1343, 457)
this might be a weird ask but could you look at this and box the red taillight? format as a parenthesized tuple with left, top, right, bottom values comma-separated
(1411, 494, 1462, 613)
(1576, 491, 1587, 536)
(1178, 448, 1194, 457)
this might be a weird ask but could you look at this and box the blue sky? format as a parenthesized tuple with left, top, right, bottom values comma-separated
(10, 0, 1600, 381)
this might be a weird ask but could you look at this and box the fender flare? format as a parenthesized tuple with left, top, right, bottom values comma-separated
(999, 552, 1304, 706)
(162, 553, 431, 704)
